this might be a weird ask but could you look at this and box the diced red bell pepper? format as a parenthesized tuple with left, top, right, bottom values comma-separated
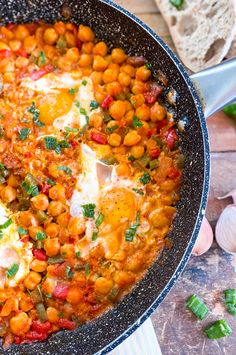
(69, 140, 79, 148)
(33, 249, 46, 261)
(156, 119, 168, 133)
(25, 331, 48, 341)
(0, 49, 12, 59)
(31, 321, 52, 334)
(41, 182, 50, 195)
(29, 64, 54, 81)
(53, 284, 69, 300)
(101, 94, 113, 108)
(57, 319, 76, 330)
(167, 166, 181, 179)
(21, 236, 29, 243)
(6, 23, 16, 30)
(147, 128, 157, 138)
(163, 128, 177, 150)
(14, 336, 21, 344)
(16, 49, 29, 58)
(91, 131, 107, 145)
(143, 92, 156, 104)
(149, 147, 160, 159)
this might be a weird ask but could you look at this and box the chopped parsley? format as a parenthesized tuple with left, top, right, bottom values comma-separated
(68, 87, 78, 95)
(46, 178, 55, 186)
(28, 102, 44, 127)
(132, 116, 143, 128)
(85, 263, 90, 276)
(82, 80, 87, 86)
(90, 100, 99, 111)
(7, 264, 19, 278)
(0, 219, 12, 230)
(36, 231, 46, 240)
(139, 172, 151, 185)
(75, 251, 81, 259)
(95, 213, 104, 228)
(92, 232, 98, 241)
(79, 107, 87, 116)
(57, 165, 72, 175)
(170, 0, 184, 10)
(81, 203, 96, 218)
(125, 212, 141, 242)
(132, 188, 144, 195)
(75, 101, 80, 108)
(38, 51, 46, 66)
(19, 128, 31, 140)
(17, 227, 28, 235)
(44, 136, 57, 150)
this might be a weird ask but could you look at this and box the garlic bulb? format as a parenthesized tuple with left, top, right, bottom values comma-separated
(215, 190, 236, 254)
(192, 217, 213, 256)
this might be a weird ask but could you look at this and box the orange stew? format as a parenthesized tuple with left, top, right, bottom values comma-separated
(0, 21, 184, 347)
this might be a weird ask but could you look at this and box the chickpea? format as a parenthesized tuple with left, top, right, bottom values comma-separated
(94, 277, 113, 295)
(1, 27, 14, 40)
(23, 35, 37, 53)
(130, 94, 145, 108)
(47, 306, 59, 323)
(48, 164, 60, 178)
(18, 211, 38, 227)
(43, 28, 58, 45)
(65, 47, 80, 63)
(15, 25, 30, 40)
(113, 271, 135, 288)
(93, 55, 108, 71)
(66, 286, 83, 304)
(78, 24, 95, 42)
(106, 81, 122, 96)
(124, 100, 132, 112)
(49, 184, 66, 202)
(7, 174, 19, 188)
(28, 226, 43, 240)
(130, 145, 144, 159)
(4, 72, 14, 83)
(136, 66, 151, 81)
(45, 223, 59, 238)
(90, 71, 103, 85)
(30, 259, 47, 272)
(19, 298, 33, 312)
(53, 21, 65, 35)
(111, 48, 127, 64)
(65, 31, 76, 47)
(116, 163, 130, 177)
(78, 53, 92, 67)
(10, 312, 31, 335)
(8, 39, 21, 51)
(135, 104, 150, 121)
(57, 56, 72, 72)
(94, 86, 106, 104)
(68, 217, 86, 235)
(47, 201, 65, 217)
(93, 41, 108, 57)
(132, 80, 148, 94)
(109, 100, 126, 120)
(150, 102, 166, 122)
(108, 133, 121, 147)
(89, 112, 103, 128)
(60, 244, 75, 259)
(80, 42, 93, 54)
(102, 68, 119, 84)
(44, 237, 60, 256)
(123, 130, 141, 146)
(1, 185, 16, 203)
(149, 210, 170, 228)
(118, 72, 131, 87)
(160, 180, 176, 192)
(57, 212, 70, 228)
(126, 251, 143, 272)
(24, 271, 41, 290)
(120, 64, 135, 77)
(125, 110, 135, 125)
(15, 56, 29, 68)
(31, 194, 49, 211)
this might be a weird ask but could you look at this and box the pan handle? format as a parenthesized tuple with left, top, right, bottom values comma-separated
(190, 57, 236, 119)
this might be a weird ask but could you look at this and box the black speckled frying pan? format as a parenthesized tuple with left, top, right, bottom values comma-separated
(1, 1, 236, 354)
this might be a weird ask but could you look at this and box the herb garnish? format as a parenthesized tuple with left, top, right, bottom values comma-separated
(90, 100, 99, 111)
(36, 231, 46, 240)
(81, 204, 96, 218)
(28, 102, 44, 127)
(82, 80, 87, 86)
(22, 173, 39, 196)
(95, 213, 104, 228)
(169, 0, 184, 10)
(46, 178, 55, 186)
(38, 51, 46, 66)
(92, 232, 98, 241)
(57, 166, 72, 175)
(44, 136, 57, 150)
(0, 219, 12, 230)
(17, 227, 28, 235)
(139, 172, 151, 185)
(125, 212, 141, 242)
(19, 128, 31, 140)
(132, 188, 144, 195)
(132, 116, 143, 128)
(68, 88, 78, 95)
(7, 264, 19, 278)
(85, 263, 90, 276)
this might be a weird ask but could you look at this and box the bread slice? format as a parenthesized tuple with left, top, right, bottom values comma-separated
(226, 36, 236, 59)
(154, 0, 236, 72)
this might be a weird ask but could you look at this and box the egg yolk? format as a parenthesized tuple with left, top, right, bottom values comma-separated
(37, 91, 73, 125)
(99, 187, 136, 228)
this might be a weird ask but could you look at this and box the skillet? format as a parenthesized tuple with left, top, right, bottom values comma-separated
(1, 0, 236, 354)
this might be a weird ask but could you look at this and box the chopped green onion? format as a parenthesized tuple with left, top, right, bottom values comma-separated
(224, 289, 236, 315)
(103, 112, 112, 123)
(92, 231, 98, 241)
(17, 227, 28, 235)
(28, 102, 44, 127)
(145, 63, 152, 69)
(95, 213, 104, 228)
(132, 188, 144, 195)
(22, 174, 39, 196)
(82, 80, 87, 86)
(36, 231, 46, 240)
(54, 145, 61, 154)
(85, 263, 90, 276)
(75, 251, 81, 259)
(90, 100, 99, 110)
(132, 116, 143, 128)
(46, 178, 55, 186)
(149, 159, 159, 170)
(139, 172, 151, 185)
(204, 320, 232, 339)
(38, 51, 46, 66)
(169, 0, 184, 10)
(47, 255, 65, 264)
(57, 165, 72, 175)
(186, 294, 209, 320)
(79, 107, 87, 115)
(128, 155, 135, 162)
(223, 103, 236, 118)
(44, 136, 57, 150)
(81, 203, 96, 218)
(75, 101, 80, 108)
(36, 302, 47, 322)
(0, 219, 12, 230)
(125, 212, 140, 242)
(106, 125, 119, 133)
(19, 128, 31, 140)
(68, 87, 78, 95)
(58, 140, 70, 148)
(7, 264, 19, 278)
(65, 266, 74, 279)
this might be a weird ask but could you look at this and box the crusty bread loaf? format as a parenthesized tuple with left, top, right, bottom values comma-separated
(155, 0, 236, 72)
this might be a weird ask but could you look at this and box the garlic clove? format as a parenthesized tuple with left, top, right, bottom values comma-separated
(216, 204, 236, 254)
(192, 217, 213, 256)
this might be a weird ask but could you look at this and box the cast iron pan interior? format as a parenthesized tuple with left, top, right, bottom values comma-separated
(0, 0, 210, 354)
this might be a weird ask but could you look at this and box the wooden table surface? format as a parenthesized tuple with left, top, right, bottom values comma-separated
(114, 1, 236, 354)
